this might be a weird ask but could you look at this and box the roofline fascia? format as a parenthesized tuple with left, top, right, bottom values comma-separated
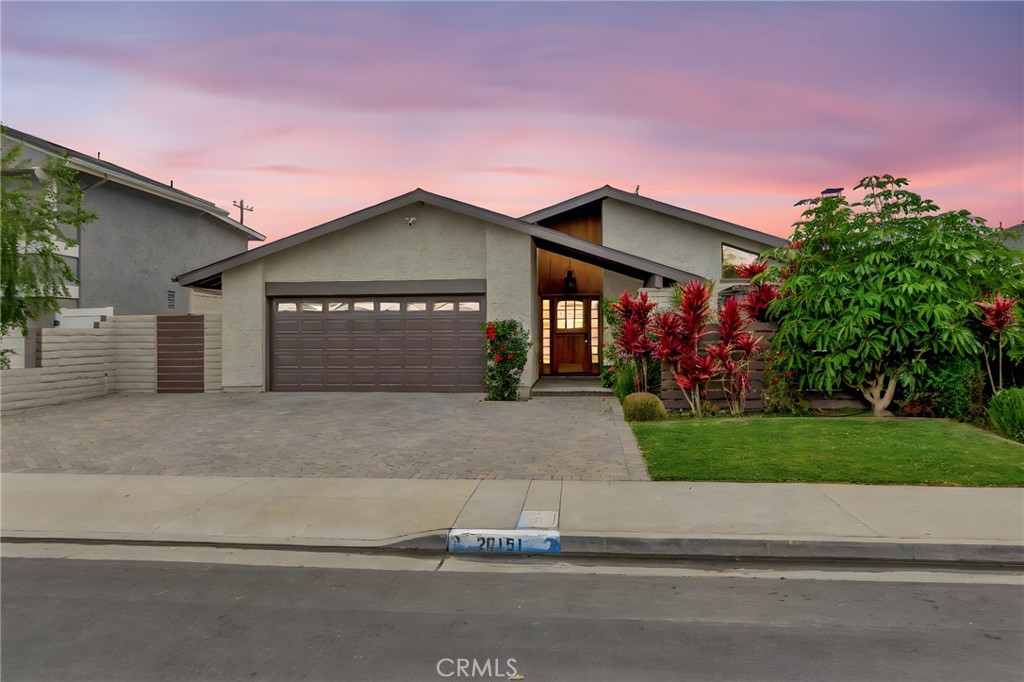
(5, 133, 264, 241)
(176, 189, 698, 287)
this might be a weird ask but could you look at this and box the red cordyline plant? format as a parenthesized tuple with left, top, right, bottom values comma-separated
(651, 280, 717, 417)
(733, 261, 780, 322)
(611, 290, 657, 393)
(713, 297, 764, 415)
(974, 292, 1020, 392)
(652, 281, 765, 417)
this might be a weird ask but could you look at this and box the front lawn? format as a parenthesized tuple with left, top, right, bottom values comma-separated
(633, 417, 1024, 486)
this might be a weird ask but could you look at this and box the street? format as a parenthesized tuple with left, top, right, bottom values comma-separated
(2, 546, 1022, 682)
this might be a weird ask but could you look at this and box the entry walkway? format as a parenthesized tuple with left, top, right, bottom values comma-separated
(1, 392, 647, 481)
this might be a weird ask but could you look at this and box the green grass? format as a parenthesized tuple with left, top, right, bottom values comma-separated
(633, 417, 1024, 486)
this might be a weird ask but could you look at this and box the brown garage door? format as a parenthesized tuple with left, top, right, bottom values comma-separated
(270, 295, 485, 392)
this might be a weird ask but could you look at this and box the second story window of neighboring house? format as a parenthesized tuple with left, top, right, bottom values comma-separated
(721, 244, 759, 280)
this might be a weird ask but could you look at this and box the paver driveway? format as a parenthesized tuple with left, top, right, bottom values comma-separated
(1, 393, 648, 481)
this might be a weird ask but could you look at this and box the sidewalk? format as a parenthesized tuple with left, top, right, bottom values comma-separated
(2, 473, 1022, 564)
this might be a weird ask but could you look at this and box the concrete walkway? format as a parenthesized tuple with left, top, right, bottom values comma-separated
(3, 473, 1021, 564)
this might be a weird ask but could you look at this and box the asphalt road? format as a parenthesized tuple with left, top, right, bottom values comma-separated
(2, 552, 1022, 682)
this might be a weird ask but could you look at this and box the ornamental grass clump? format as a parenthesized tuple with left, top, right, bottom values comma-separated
(482, 320, 532, 401)
(623, 392, 668, 422)
(988, 388, 1024, 444)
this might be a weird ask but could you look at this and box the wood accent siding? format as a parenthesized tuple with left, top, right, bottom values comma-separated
(537, 211, 603, 295)
(156, 315, 205, 393)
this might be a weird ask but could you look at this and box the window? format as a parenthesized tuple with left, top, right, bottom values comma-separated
(166, 290, 175, 310)
(722, 244, 759, 279)
(541, 300, 551, 365)
(379, 301, 401, 312)
(407, 302, 427, 312)
(590, 299, 600, 365)
(300, 302, 323, 312)
(277, 302, 298, 312)
(433, 302, 455, 311)
(353, 301, 374, 311)
(556, 300, 584, 330)
(327, 302, 349, 312)
(459, 301, 480, 312)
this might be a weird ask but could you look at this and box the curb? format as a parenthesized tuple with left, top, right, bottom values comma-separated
(559, 534, 1024, 565)
(4, 530, 1021, 566)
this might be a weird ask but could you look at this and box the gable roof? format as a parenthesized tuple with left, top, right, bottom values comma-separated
(1, 126, 264, 241)
(521, 185, 787, 248)
(175, 188, 702, 289)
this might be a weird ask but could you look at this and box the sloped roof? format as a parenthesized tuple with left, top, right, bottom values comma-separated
(1, 127, 264, 241)
(175, 188, 701, 289)
(521, 184, 787, 248)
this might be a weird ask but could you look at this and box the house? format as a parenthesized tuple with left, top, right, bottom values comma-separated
(1005, 223, 1024, 251)
(1, 127, 264, 316)
(175, 186, 784, 394)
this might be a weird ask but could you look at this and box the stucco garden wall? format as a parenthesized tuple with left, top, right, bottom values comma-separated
(219, 205, 537, 392)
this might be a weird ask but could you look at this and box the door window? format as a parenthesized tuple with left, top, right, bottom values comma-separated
(556, 300, 585, 330)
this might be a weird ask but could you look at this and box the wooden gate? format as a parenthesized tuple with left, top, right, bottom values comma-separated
(156, 315, 204, 393)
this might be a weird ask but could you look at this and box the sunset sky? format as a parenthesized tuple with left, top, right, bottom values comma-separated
(2, 1, 1021, 243)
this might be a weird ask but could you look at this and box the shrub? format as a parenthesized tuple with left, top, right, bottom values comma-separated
(623, 392, 668, 421)
(757, 352, 810, 415)
(988, 388, 1024, 443)
(900, 357, 986, 421)
(482, 320, 532, 401)
(612, 361, 662, 401)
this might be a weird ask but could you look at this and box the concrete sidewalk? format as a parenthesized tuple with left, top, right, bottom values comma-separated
(2, 473, 1022, 564)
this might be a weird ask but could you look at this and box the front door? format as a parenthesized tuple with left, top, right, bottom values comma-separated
(549, 297, 598, 375)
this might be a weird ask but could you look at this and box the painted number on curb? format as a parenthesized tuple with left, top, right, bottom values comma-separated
(448, 529, 561, 554)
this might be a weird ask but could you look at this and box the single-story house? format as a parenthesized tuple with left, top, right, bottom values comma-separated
(176, 185, 785, 394)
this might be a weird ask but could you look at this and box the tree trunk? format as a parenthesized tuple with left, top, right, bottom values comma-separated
(859, 370, 899, 417)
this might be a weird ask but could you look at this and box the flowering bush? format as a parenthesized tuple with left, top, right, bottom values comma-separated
(482, 320, 532, 401)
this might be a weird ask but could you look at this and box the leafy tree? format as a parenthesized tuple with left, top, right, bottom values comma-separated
(1, 131, 96, 358)
(759, 175, 1023, 416)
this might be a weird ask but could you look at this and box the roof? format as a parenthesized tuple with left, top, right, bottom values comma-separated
(520, 185, 787, 248)
(1004, 223, 1024, 250)
(175, 188, 702, 289)
(1, 126, 264, 241)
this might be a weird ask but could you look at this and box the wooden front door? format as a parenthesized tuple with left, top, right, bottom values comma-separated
(549, 297, 599, 375)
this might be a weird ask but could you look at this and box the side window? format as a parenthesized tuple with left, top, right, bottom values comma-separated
(722, 244, 759, 280)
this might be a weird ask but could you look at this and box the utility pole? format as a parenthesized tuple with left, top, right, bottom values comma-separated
(232, 199, 254, 225)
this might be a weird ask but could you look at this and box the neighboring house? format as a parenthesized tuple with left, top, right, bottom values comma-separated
(1, 127, 264, 316)
(1004, 223, 1024, 251)
(176, 186, 784, 394)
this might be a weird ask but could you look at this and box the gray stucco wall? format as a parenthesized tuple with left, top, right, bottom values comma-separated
(602, 198, 772, 281)
(79, 182, 250, 315)
(0, 136, 251, 316)
(601, 198, 775, 303)
(221, 204, 537, 391)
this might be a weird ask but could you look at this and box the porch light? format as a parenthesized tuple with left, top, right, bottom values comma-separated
(563, 267, 577, 293)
